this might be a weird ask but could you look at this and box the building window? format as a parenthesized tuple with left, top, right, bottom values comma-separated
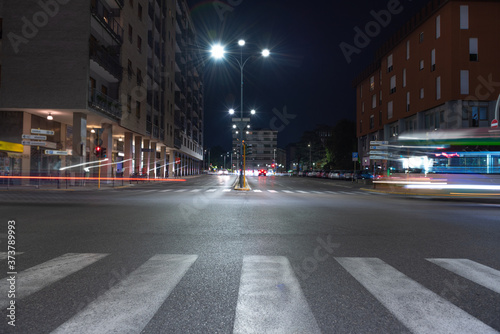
(403, 68, 406, 87)
(128, 25, 133, 43)
(369, 115, 374, 129)
(436, 15, 441, 39)
(372, 95, 376, 109)
(460, 70, 469, 95)
(420, 88, 424, 99)
(136, 101, 141, 118)
(419, 32, 424, 43)
(436, 76, 441, 100)
(138, 4, 142, 20)
(127, 95, 132, 113)
(388, 101, 393, 119)
(391, 125, 399, 137)
(406, 40, 410, 60)
(460, 5, 469, 29)
(137, 36, 142, 53)
(406, 92, 410, 112)
(469, 38, 478, 61)
(390, 75, 396, 94)
(480, 107, 488, 120)
(136, 68, 142, 86)
(431, 49, 436, 71)
(127, 60, 133, 79)
(419, 60, 424, 70)
(370, 76, 375, 91)
(387, 54, 393, 73)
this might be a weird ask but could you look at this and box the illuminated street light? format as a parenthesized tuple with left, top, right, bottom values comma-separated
(238, 39, 246, 46)
(229, 108, 235, 115)
(262, 49, 270, 57)
(210, 43, 225, 59)
(250, 109, 256, 115)
(233, 124, 237, 129)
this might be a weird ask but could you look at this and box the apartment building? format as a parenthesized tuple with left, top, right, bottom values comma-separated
(232, 129, 278, 171)
(354, 0, 500, 168)
(0, 0, 203, 179)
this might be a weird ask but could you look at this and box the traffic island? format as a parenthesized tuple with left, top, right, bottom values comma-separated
(233, 175, 251, 191)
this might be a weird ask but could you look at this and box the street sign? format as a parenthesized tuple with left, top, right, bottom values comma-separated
(175, 157, 181, 164)
(369, 151, 388, 156)
(22, 140, 47, 146)
(23, 134, 47, 140)
(31, 129, 54, 135)
(492, 119, 498, 128)
(370, 141, 388, 145)
(352, 152, 358, 162)
(370, 156, 388, 160)
(44, 150, 69, 155)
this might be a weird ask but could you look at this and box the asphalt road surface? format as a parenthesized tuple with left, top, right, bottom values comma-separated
(0, 174, 499, 333)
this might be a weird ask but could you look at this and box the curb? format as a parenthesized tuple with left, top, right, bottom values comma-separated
(233, 175, 252, 191)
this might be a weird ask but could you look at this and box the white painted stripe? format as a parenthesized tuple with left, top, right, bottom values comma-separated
(160, 189, 173, 192)
(0, 253, 108, 308)
(190, 189, 202, 192)
(427, 258, 500, 294)
(268, 190, 278, 193)
(282, 190, 293, 193)
(141, 190, 156, 193)
(0, 252, 24, 260)
(296, 190, 308, 193)
(51, 254, 198, 334)
(206, 189, 217, 192)
(324, 191, 337, 194)
(233, 256, 321, 334)
(335, 257, 497, 334)
(175, 189, 187, 192)
(338, 191, 353, 195)
(310, 191, 322, 194)
(223, 189, 232, 192)
(253, 190, 262, 193)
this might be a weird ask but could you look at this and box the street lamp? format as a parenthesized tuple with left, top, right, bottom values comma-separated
(211, 40, 271, 188)
(308, 143, 312, 171)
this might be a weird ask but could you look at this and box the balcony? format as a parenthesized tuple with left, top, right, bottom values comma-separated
(89, 39, 122, 81)
(174, 137, 182, 149)
(88, 88, 122, 120)
(91, 0, 123, 43)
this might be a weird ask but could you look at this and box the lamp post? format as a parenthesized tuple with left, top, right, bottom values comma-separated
(308, 143, 312, 171)
(211, 40, 270, 188)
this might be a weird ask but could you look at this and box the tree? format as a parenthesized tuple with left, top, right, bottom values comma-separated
(325, 119, 357, 169)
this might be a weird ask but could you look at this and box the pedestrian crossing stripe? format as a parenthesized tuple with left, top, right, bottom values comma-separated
(190, 189, 202, 192)
(335, 257, 497, 334)
(282, 190, 294, 193)
(51, 254, 198, 334)
(2, 254, 498, 333)
(253, 190, 262, 192)
(123, 188, 381, 195)
(0, 253, 108, 308)
(160, 189, 173, 192)
(174, 189, 187, 192)
(267, 190, 278, 193)
(206, 189, 217, 192)
(223, 188, 232, 192)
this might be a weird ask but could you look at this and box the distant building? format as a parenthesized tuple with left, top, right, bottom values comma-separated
(354, 0, 500, 168)
(0, 0, 203, 179)
(232, 129, 277, 171)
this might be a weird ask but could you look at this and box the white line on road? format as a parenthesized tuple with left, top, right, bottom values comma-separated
(51, 254, 198, 334)
(160, 189, 173, 192)
(338, 191, 353, 195)
(324, 191, 337, 194)
(0, 252, 24, 260)
(427, 258, 500, 294)
(335, 257, 498, 334)
(0, 253, 108, 308)
(223, 189, 232, 192)
(282, 190, 294, 193)
(253, 190, 262, 193)
(190, 189, 202, 192)
(267, 190, 278, 193)
(141, 190, 156, 193)
(175, 189, 188, 192)
(233, 256, 321, 334)
(296, 190, 308, 193)
(206, 189, 217, 192)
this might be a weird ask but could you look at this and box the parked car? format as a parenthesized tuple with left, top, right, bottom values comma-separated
(258, 169, 267, 176)
(353, 170, 373, 180)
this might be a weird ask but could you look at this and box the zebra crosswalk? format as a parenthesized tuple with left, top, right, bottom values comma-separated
(1, 253, 498, 333)
(123, 188, 381, 196)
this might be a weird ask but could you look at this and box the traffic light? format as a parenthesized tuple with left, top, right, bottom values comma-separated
(101, 147, 107, 158)
(94, 146, 102, 157)
(271, 163, 275, 168)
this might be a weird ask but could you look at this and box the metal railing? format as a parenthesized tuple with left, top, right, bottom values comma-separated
(89, 39, 122, 80)
(88, 88, 122, 120)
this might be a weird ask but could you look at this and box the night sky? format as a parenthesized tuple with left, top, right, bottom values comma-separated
(186, 0, 429, 150)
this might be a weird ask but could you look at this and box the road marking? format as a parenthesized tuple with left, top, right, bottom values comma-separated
(160, 189, 173, 192)
(223, 189, 232, 192)
(233, 256, 321, 334)
(268, 190, 278, 193)
(335, 257, 497, 334)
(190, 189, 202, 192)
(0, 252, 24, 260)
(324, 191, 337, 194)
(51, 254, 198, 334)
(0, 253, 108, 308)
(175, 189, 187, 192)
(253, 190, 262, 193)
(282, 190, 293, 193)
(427, 258, 500, 294)
(338, 191, 353, 195)
(310, 191, 323, 194)
(296, 190, 308, 194)
(206, 189, 217, 192)
(141, 190, 156, 193)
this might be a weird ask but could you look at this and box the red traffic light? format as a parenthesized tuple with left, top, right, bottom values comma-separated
(95, 146, 102, 156)
(271, 164, 275, 168)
